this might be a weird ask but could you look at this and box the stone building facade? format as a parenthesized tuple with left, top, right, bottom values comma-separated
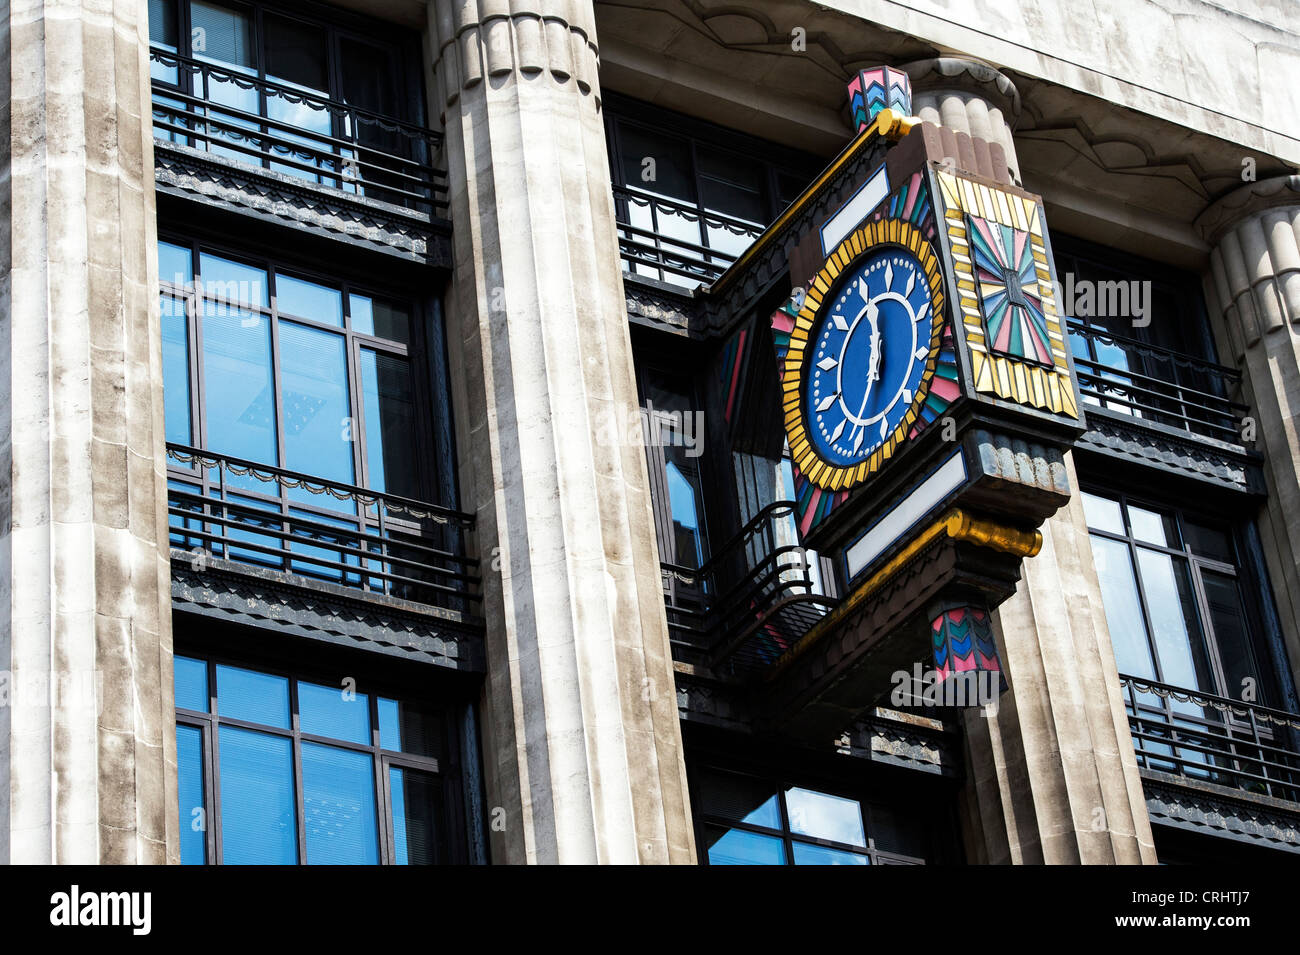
(1, 0, 1298, 864)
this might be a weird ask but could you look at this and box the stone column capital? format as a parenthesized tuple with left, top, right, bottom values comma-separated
(428, 0, 601, 111)
(1196, 174, 1300, 245)
(899, 56, 1022, 185)
(900, 56, 1021, 121)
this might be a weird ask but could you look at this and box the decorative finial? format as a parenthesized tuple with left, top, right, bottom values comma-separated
(847, 67, 912, 134)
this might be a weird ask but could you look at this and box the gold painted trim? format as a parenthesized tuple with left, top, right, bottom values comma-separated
(711, 108, 917, 294)
(783, 219, 946, 490)
(765, 508, 1042, 680)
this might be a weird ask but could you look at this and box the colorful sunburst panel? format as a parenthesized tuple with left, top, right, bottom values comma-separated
(967, 214, 1053, 366)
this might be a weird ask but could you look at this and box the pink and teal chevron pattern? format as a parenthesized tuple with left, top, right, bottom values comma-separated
(847, 67, 912, 133)
(931, 606, 1001, 682)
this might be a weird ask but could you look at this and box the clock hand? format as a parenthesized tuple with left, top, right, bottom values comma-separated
(848, 298, 882, 450)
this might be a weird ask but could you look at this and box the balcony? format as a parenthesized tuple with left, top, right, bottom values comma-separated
(1121, 673, 1300, 805)
(614, 185, 764, 288)
(166, 443, 479, 616)
(150, 48, 450, 265)
(1069, 322, 1248, 445)
(663, 502, 836, 678)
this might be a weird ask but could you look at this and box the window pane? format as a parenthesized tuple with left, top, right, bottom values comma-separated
(1128, 504, 1179, 549)
(263, 13, 327, 91)
(696, 145, 765, 222)
(697, 768, 781, 829)
(704, 825, 785, 865)
(1136, 549, 1215, 694)
(390, 766, 440, 865)
(1081, 491, 1124, 535)
(161, 300, 192, 445)
(158, 240, 193, 286)
(219, 726, 297, 864)
(378, 697, 442, 758)
(276, 274, 342, 326)
(1089, 536, 1156, 679)
(149, 0, 177, 45)
(359, 349, 419, 499)
(350, 294, 410, 344)
(201, 304, 277, 466)
(278, 322, 354, 486)
(618, 125, 694, 203)
(1184, 520, 1233, 563)
(199, 252, 268, 308)
(216, 664, 290, 728)
(784, 787, 866, 847)
(177, 724, 206, 865)
(1201, 570, 1262, 703)
(792, 842, 869, 865)
(301, 743, 379, 864)
(191, 0, 253, 68)
(298, 681, 370, 745)
(174, 655, 209, 711)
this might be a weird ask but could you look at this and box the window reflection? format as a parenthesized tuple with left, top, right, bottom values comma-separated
(694, 766, 933, 865)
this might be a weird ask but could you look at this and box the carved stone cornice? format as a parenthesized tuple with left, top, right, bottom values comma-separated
(1195, 174, 1300, 245)
(170, 551, 486, 671)
(1076, 407, 1261, 494)
(1142, 769, 1300, 853)
(429, 0, 601, 108)
(154, 141, 452, 268)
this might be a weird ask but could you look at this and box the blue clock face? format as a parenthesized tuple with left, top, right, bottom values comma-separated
(806, 247, 936, 467)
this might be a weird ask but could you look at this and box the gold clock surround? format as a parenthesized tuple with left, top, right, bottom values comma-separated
(782, 218, 947, 491)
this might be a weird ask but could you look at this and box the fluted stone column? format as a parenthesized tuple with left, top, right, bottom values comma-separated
(903, 57, 1023, 185)
(428, 0, 695, 864)
(1, 0, 176, 862)
(901, 60, 1157, 862)
(1202, 177, 1300, 695)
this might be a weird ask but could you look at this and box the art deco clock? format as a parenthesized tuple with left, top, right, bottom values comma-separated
(783, 219, 945, 491)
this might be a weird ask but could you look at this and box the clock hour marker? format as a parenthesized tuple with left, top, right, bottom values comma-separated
(832, 313, 849, 331)
(857, 277, 869, 301)
(914, 346, 928, 360)
(905, 270, 916, 297)
(885, 260, 894, 290)
(880, 419, 889, 439)
(916, 302, 929, 323)
(817, 356, 838, 371)
(829, 420, 845, 443)
(853, 430, 864, 453)
(816, 393, 838, 413)
(903, 389, 912, 404)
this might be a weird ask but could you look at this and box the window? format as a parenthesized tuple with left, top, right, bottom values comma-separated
(160, 236, 432, 500)
(174, 653, 464, 864)
(149, 0, 425, 203)
(606, 94, 820, 285)
(159, 236, 469, 604)
(694, 766, 933, 865)
(1055, 236, 1237, 439)
(641, 371, 709, 571)
(1082, 488, 1276, 703)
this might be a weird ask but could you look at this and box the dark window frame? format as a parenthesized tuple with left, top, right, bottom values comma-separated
(159, 230, 453, 510)
(691, 764, 930, 866)
(1080, 483, 1282, 708)
(174, 646, 473, 865)
(150, 0, 426, 127)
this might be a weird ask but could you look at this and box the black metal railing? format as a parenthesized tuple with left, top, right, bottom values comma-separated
(150, 48, 448, 215)
(663, 502, 836, 676)
(613, 185, 764, 287)
(1069, 323, 1248, 444)
(166, 444, 479, 613)
(1121, 674, 1300, 804)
